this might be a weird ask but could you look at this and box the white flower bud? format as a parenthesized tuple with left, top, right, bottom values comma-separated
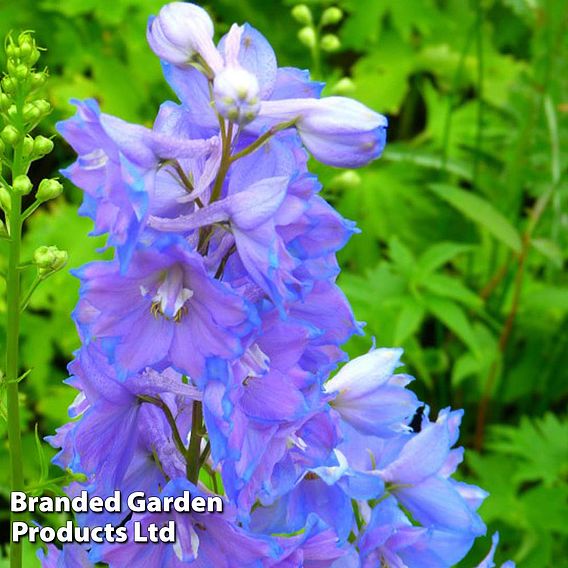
(146, 2, 223, 73)
(213, 67, 260, 125)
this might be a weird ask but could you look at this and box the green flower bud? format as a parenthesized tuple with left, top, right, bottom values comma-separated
(321, 7, 343, 26)
(34, 245, 68, 277)
(19, 41, 32, 59)
(36, 178, 63, 202)
(298, 26, 317, 48)
(291, 4, 312, 25)
(6, 105, 18, 120)
(0, 186, 11, 211)
(22, 136, 34, 157)
(33, 135, 54, 157)
(331, 77, 355, 95)
(28, 50, 41, 66)
(12, 175, 33, 196)
(18, 33, 37, 59)
(34, 100, 51, 115)
(1, 76, 17, 94)
(331, 170, 361, 191)
(30, 72, 47, 90)
(7, 60, 18, 76)
(1, 125, 21, 145)
(321, 34, 341, 52)
(0, 93, 11, 111)
(23, 103, 41, 122)
(5, 43, 17, 59)
(15, 64, 29, 82)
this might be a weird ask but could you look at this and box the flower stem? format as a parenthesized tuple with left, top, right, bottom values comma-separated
(6, 143, 24, 568)
(186, 400, 204, 484)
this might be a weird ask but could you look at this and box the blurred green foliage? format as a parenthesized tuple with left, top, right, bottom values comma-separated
(0, 0, 567, 565)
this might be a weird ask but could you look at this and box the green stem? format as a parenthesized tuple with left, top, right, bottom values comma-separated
(186, 401, 204, 484)
(230, 120, 296, 163)
(21, 199, 41, 222)
(7, 145, 24, 568)
(138, 395, 187, 459)
(473, 0, 484, 187)
(209, 122, 233, 204)
(20, 275, 41, 312)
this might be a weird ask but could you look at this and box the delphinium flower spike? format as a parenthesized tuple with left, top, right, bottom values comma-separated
(44, 3, 514, 567)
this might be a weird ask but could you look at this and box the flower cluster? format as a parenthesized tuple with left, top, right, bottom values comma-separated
(45, 3, 508, 567)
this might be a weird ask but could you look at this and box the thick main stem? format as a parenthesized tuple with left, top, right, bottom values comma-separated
(186, 400, 204, 484)
(6, 180, 23, 568)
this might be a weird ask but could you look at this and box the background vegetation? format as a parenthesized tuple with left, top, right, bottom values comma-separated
(0, 0, 566, 565)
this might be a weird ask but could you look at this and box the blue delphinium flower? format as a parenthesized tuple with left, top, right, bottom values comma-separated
(44, 2, 509, 567)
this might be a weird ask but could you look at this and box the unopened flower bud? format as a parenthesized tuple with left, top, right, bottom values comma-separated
(34, 245, 68, 277)
(259, 96, 388, 168)
(298, 26, 316, 48)
(34, 99, 51, 115)
(331, 77, 356, 96)
(23, 106, 40, 122)
(7, 60, 18, 76)
(36, 178, 63, 202)
(6, 105, 18, 120)
(291, 5, 312, 25)
(30, 72, 47, 90)
(19, 40, 33, 60)
(331, 170, 361, 191)
(13, 175, 33, 196)
(321, 34, 341, 52)
(1, 125, 20, 145)
(0, 93, 10, 111)
(214, 67, 260, 125)
(15, 64, 29, 81)
(1, 76, 16, 94)
(321, 7, 343, 26)
(146, 2, 222, 72)
(0, 93, 11, 111)
(5, 43, 17, 59)
(33, 135, 54, 157)
(0, 186, 10, 211)
(22, 136, 34, 157)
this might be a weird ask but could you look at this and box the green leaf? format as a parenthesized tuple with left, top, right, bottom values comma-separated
(531, 237, 564, 269)
(394, 300, 425, 344)
(428, 184, 522, 252)
(416, 241, 473, 277)
(421, 273, 483, 309)
(424, 295, 480, 355)
(389, 237, 416, 276)
(488, 413, 568, 487)
(451, 352, 480, 386)
(34, 423, 48, 485)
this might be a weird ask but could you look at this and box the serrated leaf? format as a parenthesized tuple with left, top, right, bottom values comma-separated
(488, 413, 568, 486)
(428, 184, 522, 252)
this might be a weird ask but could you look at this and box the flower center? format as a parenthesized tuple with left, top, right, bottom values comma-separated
(146, 265, 194, 322)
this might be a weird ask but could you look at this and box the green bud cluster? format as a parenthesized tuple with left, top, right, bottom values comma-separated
(292, 4, 343, 57)
(0, 31, 62, 217)
(33, 245, 68, 278)
(0, 33, 51, 153)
